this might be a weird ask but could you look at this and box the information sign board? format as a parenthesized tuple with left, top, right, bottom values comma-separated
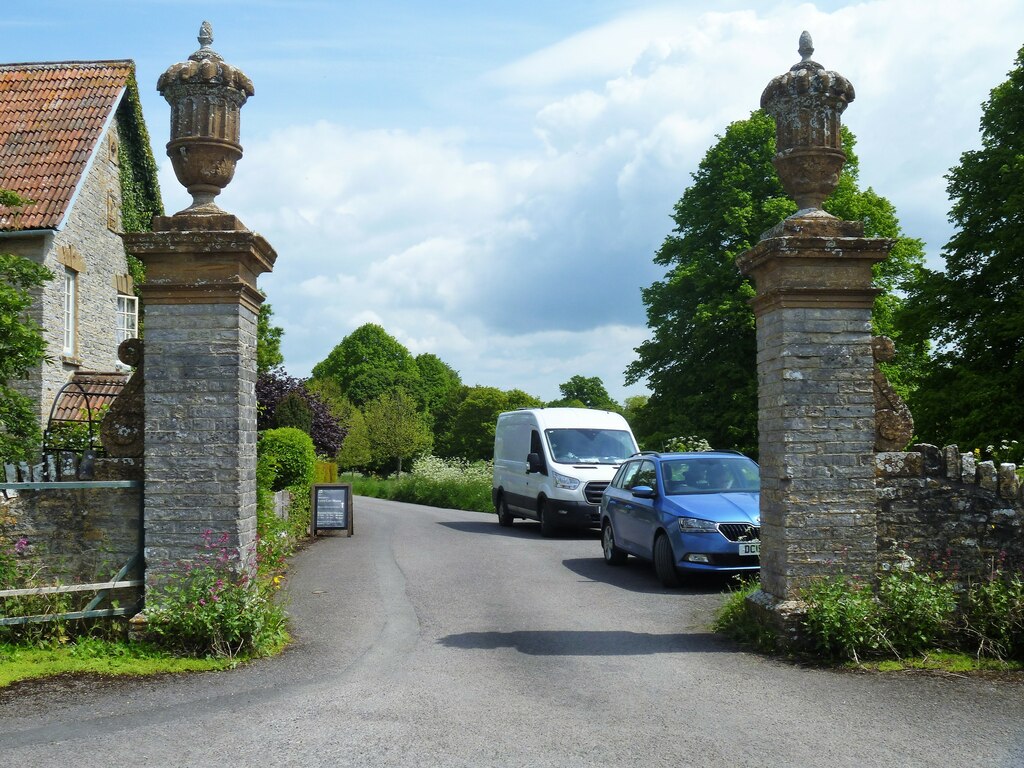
(311, 483, 353, 536)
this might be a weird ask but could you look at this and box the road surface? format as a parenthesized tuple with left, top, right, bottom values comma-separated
(1, 496, 1022, 766)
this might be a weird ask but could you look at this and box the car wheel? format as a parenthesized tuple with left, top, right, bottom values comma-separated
(653, 533, 681, 588)
(496, 496, 514, 527)
(602, 523, 628, 565)
(539, 500, 556, 538)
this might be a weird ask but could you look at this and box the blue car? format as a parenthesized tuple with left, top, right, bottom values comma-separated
(599, 451, 761, 587)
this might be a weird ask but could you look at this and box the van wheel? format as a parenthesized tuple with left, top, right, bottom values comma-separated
(653, 533, 681, 588)
(538, 501, 556, 538)
(496, 496, 514, 527)
(602, 523, 627, 565)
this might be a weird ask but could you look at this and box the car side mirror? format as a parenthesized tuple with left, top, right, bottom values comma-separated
(631, 485, 656, 499)
(527, 452, 545, 474)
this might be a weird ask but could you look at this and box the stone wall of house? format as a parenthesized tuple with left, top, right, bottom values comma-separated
(876, 444, 1024, 579)
(0, 457, 143, 584)
(8, 123, 132, 426)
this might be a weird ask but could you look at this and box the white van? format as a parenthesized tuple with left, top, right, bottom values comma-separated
(492, 408, 639, 536)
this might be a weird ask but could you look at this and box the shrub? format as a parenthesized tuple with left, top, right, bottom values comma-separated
(960, 569, 1024, 660)
(876, 570, 957, 655)
(711, 578, 777, 652)
(351, 455, 493, 513)
(258, 427, 315, 491)
(273, 391, 313, 433)
(144, 531, 286, 658)
(800, 576, 883, 661)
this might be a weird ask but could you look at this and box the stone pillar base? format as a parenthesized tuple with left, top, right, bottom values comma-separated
(745, 589, 807, 650)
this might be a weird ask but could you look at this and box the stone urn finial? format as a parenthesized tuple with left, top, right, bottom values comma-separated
(761, 32, 855, 212)
(157, 22, 255, 214)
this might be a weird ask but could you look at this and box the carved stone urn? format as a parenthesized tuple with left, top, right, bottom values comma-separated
(761, 32, 855, 211)
(157, 22, 255, 213)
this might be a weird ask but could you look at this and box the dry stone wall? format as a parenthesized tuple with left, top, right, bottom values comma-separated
(876, 444, 1023, 579)
(1, 457, 142, 584)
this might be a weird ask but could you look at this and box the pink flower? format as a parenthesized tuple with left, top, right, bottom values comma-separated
(14, 537, 28, 554)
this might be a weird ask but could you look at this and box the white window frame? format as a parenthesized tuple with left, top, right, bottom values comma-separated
(63, 267, 77, 356)
(116, 294, 138, 346)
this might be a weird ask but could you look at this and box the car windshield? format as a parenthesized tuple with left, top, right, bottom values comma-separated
(545, 428, 636, 464)
(661, 457, 760, 494)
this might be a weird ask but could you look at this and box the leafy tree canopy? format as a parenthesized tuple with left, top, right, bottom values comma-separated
(900, 45, 1024, 447)
(311, 323, 422, 407)
(548, 375, 619, 411)
(256, 302, 285, 375)
(256, 369, 344, 456)
(364, 389, 432, 474)
(626, 111, 926, 455)
(415, 353, 462, 413)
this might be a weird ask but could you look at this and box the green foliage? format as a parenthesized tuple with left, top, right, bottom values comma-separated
(796, 568, 1020, 663)
(364, 389, 433, 473)
(662, 435, 713, 452)
(273, 390, 313, 433)
(876, 570, 957, 654)
(901, 45, 1024, 448)
(961, 567, 1024, 660)
(415, 353, 462, 413)
(0, 250, 53, 462)
(0, 536, 73, 645)
(627, 111, 926, 456)
(439, 385, 543, 461)
(312, 324, 422, 407)
(351, 455, 493, 513)
(337, 407, 372, 472)
(115, 68, 162, 293)
(143, 531, 287, 658)
(800, 576, 883, 661)
(549, 375, 619, 411)
(711, 578, 777, 652)
(256, 303, 285, 375)
(258, 427, 316, 491)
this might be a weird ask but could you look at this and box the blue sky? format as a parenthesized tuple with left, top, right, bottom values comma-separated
(5, 1, 1023, 402)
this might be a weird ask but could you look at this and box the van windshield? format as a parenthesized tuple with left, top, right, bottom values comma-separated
(545, 429, 636, 465)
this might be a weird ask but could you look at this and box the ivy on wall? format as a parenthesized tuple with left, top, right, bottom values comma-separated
(115, 66, 164, 292)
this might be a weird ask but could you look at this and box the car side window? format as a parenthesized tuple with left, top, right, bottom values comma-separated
(614, 460, 640, 490)
(633, 460, 657, 490)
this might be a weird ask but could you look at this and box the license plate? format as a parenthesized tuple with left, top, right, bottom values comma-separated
(739, 542, 760, 556)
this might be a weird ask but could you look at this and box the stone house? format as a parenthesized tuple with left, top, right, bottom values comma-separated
(0, 60, 162, 429)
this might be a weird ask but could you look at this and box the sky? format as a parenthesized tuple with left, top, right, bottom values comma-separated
(4, 1, 1023, 403)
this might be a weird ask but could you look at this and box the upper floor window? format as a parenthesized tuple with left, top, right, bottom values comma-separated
(63, 267, 77, 356)
(116, 294, 138, 346)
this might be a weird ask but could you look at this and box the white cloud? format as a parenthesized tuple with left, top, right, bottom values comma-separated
(158, 0, 1024, 404)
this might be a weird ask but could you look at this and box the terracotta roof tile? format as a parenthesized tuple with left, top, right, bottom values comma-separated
(0, 60, 134, 231)
(49, 371, 129, 422)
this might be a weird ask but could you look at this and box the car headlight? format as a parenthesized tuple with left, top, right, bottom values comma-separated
(552, 471, 580, 490)
(678, 517, 717, 533)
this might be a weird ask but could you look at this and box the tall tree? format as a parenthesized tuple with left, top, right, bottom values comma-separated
(549, 375, 619, 411)
(901, 46, 1024, 448)
(364, 389, 432, 474)
(626, 111, 926, 455)
(311, 323, 422, 407)
(0, 189, 52, 462)
(256, 302, 284, 375)
(415, 353, 462, 414)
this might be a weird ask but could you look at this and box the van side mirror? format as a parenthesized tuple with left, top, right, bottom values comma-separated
(527, 452, 545, 474)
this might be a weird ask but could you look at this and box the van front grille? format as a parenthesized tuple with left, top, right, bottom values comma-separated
(584, 481, 609, 505)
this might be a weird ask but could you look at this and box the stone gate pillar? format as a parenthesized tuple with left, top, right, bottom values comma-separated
(736, 33, 890, 621)
(122, 23, 276, 588)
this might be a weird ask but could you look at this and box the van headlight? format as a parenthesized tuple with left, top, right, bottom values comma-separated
(552, 471, 580, 490)
(678, 517, 717, 533)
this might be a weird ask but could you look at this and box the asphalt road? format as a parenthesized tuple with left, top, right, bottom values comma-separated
(1, 496, 1023, 767)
